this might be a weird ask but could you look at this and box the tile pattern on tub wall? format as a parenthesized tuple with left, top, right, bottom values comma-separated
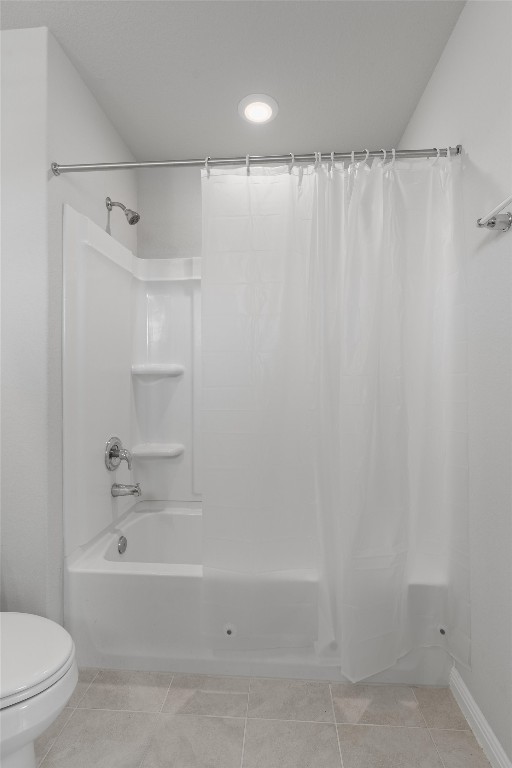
(77, 669, 172, 712)
(429, 728, 491, 768)
(242, 718, 342, 768)
(330, 683, 424, 726)
(66, 668, 99, 708)
(41, 709, 157, 768)
(248, 678, 333, 722)
(35, 708, 74, 765)
(141, 714, 245, 768)
(337, 724, 443, 768)
(413, 686, 469, 729)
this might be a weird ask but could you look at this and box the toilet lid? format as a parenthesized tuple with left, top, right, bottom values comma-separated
(0, 613, 75, 708)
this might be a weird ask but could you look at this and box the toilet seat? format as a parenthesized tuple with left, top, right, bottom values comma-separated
(0, 613, 75, 709)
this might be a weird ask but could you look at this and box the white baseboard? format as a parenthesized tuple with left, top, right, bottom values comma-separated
(450, 667, 512, 768)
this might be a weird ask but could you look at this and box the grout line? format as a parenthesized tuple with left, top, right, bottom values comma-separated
(427, 728, 448, 768)
(71, 668, 100, 708)
(159, 674, 174, 713)
(77, 706, 246, 718)
(37, 707, 76, 767)
(239, 679, 250, 768)
(410, 686, 429, 728)
(411, 687, 447, 768)
(40, 669, 102, 765)
(69, 705, 437, 727)
(329, 684, 344, 768)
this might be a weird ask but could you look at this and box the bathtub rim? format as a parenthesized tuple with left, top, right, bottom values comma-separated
(66, 501, 203, 577)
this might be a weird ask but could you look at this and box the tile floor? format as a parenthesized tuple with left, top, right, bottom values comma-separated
(36, 669, 492, 768)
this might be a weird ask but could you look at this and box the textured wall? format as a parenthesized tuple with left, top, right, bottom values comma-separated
(136, 167, 202, 259)
(400, 2, 512, 759)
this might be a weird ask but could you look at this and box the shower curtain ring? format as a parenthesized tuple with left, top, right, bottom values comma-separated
(381, 148, 387, 163)
(364, 149, 369, 163)
(289, 153, 295, 173)
(391, 148, 396, 166)
(351, 150, 355, 165)
(205, 156, 210, 176)
(331, 151, 335, 171)
(246, 155, 250, 175)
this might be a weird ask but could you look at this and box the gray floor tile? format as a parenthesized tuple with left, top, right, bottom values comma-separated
(337, 724, 443, 768)
(242, 718, 342, 768)
(41, 709, 157, 768)
(413, 687, 469, 729)
(162, 688, 247, 717)
(141, 714, 245, 768)
(331, 683, 424, 726)
(248, 678, 333, 722)
(430, 728, 491, 767)
(78, 669, 172, 712)
(35, 708, 74, 765)
(67, 668, 99, 708)
(170, 674, 250, 693)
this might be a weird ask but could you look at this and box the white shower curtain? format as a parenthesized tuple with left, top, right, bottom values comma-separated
(201, 154, 470, 679)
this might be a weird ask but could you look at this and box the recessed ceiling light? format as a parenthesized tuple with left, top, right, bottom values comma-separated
(238, 94, 278, 124)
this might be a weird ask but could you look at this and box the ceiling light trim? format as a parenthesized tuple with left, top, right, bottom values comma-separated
(238, 94, 278, 124)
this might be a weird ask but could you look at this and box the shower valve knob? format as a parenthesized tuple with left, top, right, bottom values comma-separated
(105, 436, 133, 471)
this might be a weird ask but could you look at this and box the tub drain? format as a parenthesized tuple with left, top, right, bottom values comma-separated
(118, 535, 128, 555)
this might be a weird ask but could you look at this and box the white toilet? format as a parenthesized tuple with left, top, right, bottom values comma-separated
(0, 613, 78, 768)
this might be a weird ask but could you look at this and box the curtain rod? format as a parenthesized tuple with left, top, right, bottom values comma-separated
(51, 145, 462, 175)
(477, 193, 512, 231)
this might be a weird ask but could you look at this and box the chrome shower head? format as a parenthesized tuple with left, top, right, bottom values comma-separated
(106, 197, 140, 225)
(124, 208, 140, 225)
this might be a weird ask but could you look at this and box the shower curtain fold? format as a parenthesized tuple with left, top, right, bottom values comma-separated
(200, 156, 470, 678)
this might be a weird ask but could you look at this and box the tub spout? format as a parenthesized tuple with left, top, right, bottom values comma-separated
(111, 483, 141, 497)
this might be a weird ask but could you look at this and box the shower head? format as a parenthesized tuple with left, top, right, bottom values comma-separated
(106, 197, 140, 225)
(124, 208, 140, 225)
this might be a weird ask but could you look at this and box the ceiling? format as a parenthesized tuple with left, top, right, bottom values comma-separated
(1, 0, 464, 161)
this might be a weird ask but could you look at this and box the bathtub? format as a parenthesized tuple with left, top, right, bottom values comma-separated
(65, 502, 328, 678)
(65, 502, 452, 683)
(65, 503, 207, 667)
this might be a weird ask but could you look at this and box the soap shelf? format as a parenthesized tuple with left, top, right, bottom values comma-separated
(132, 443, 185, 459)
(131, 364, 185, 377)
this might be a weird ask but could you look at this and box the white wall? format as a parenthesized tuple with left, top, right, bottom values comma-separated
(137, 167, 201, 258)
(1, 27, 138, 622)
(400, 1, 512, 759)
(1, 28, 49, 618)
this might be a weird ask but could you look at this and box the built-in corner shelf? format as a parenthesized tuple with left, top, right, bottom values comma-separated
(131, 364, 185, 377)
(132, 443, 185, 459)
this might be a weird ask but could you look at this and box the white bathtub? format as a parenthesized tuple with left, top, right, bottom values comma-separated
(65, 502, 451, 683)
(65, 502, 328, 678)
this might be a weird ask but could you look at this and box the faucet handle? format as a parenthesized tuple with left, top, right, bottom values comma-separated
(105, 436, 133, 471)
(118, 447, 132, 470)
